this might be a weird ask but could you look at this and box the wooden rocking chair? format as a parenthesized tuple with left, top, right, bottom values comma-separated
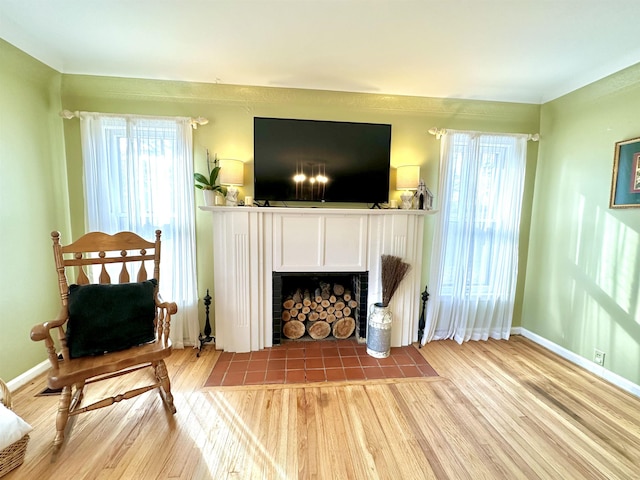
(30, 230, 177, 453)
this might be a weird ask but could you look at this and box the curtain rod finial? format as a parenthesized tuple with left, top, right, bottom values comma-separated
(428, 127, 445, 140)
(59, 110, 78, 119)
(191, 116, 209, 129)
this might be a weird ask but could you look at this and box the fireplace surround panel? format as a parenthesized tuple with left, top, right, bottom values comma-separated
(203, 207, 430, 353)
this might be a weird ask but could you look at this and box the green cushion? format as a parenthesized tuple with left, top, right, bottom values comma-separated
(66, 279, 157, 358)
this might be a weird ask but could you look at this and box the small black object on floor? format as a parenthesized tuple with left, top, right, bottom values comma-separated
(197, 289, 215, 357)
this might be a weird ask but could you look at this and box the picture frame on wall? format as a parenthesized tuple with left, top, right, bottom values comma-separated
(610, 136, 640, 209)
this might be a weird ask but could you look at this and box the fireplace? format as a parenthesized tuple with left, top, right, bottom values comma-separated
(202, 207, 429, 353)
(272, 272, 368, 345)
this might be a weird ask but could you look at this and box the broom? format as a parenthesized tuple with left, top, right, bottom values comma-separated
(380, 254, 411, 306)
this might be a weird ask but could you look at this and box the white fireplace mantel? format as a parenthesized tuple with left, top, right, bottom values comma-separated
(200, 206, 433, 352)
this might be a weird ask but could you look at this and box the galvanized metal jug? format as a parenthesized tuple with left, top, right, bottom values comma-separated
(366, 302, 392, 358)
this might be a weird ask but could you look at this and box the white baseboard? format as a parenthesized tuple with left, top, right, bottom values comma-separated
(517, 327, 640, 398)
(7, 359, 50, 392)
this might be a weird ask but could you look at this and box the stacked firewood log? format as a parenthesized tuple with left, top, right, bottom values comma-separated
(281, 282, 357, 340)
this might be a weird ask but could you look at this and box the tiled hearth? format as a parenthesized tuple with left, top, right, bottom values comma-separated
(204, 339, 438, 387)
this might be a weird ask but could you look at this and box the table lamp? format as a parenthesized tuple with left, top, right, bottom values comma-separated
(396, 165, 420, 209)
(219, 159, 244, 206)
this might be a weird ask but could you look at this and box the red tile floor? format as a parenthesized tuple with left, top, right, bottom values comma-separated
(204, 339, 438, 387)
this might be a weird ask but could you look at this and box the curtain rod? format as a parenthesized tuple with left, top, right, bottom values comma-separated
(58, 110, 209, 129)
(428, 127, 539, 142)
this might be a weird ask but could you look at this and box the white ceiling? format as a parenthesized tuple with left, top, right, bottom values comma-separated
(2, 0, 640, 104)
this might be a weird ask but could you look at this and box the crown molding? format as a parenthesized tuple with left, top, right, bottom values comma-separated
(549, 61, 640, 107)
(61, 74, 539, 119)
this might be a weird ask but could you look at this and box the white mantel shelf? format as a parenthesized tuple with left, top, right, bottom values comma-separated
(199, 206, 433, 215)
(200, 206, 435, 352)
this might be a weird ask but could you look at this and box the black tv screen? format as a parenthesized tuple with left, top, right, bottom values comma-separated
(253, 117, 391, 204)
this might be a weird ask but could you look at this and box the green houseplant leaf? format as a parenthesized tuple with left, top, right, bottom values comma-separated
(194, 166, 227, 195)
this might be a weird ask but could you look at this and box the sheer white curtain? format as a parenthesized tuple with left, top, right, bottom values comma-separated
(80, 112, 200, 348)
(423, 130, 528, 344)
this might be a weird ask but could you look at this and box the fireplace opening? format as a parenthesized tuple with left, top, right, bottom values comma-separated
(272, 272, 368, 345)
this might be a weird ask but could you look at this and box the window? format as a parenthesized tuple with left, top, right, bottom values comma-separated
(80, 113, 200, 348)
(425, 130, 528, 343)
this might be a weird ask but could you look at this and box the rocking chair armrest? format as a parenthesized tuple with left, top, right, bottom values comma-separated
(31, 307, 68, 342)
(156, 300, 178, 316)
(156, 293, 178, 315)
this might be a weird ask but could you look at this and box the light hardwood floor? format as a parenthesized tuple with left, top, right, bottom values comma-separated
(5, 336, 640, 479)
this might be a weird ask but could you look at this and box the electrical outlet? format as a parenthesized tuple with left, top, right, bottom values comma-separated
(594, 349, 605, 366)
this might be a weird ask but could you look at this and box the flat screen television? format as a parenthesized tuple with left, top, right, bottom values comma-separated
(253, 117, 391, 205)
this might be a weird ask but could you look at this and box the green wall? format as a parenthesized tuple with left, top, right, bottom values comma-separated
(0, 39, 70, 381)
(59, 75, 540, 343)
(3, 34, 638, 391)
(1, 39, 543, 383)
(523, 63, 640, 385)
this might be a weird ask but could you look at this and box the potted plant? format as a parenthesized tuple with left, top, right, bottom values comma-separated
(194, 165, 227, 206)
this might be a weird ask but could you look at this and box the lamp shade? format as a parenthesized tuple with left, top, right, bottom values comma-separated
(219, 159, 244, 186)
(396, 165, 420, 190)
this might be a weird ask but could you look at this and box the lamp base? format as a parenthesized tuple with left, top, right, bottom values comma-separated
(400, 192, 414, 210)
(225, 187, 239, 206)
